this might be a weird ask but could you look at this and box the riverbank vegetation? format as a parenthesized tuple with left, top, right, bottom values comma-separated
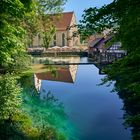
(79, 0, 140, 139)
(0, 0, 70, 139)
(0, 74, 72, 139)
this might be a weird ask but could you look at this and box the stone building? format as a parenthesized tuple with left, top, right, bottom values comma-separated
(33, 12, 80, 47)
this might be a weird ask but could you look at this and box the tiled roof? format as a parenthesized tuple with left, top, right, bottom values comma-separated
(35, 68, 74, 83)
(89, 38, 103, 48)
(51, 12, 74, 30)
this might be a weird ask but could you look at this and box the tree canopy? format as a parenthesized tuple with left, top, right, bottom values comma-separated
(0, 0, 68, 139)
(80, 0, 140, 139)
(0, 0, 67, 67)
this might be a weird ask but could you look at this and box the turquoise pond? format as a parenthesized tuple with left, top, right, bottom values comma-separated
(30, 56, 131, 140)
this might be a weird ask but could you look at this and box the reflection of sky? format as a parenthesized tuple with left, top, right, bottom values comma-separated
(40, 57, 131, 140)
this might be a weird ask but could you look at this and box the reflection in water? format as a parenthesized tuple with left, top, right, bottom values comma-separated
(22, 88, 77, 140)
(23, 56, 131, 140)
(94, 63, 107, 75)
(34, 57, 80, 92)
(32, 56, 80, 65)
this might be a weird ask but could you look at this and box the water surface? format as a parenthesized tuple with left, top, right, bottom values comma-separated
(33, 57, 131, 140)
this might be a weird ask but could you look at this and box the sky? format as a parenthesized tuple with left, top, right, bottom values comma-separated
(64, 0, 113, 22)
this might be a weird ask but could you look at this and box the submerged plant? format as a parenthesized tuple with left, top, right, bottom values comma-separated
(21, 88, 76, 140)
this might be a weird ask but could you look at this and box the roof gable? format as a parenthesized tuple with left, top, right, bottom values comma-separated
(89, 38, 104, 48)
(35, 68, 74, 83)
(51, 12, 74, 30)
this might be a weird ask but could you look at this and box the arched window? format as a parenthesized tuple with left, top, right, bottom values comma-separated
(38, 34, 41, 46)
(53, 34, 56, 46)
(62, 33, 65, 46)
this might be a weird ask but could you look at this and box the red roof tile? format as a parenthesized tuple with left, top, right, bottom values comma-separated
(51, 12, 74, 30)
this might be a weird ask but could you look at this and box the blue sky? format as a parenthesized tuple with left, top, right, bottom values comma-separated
(64, 0, 113, 22)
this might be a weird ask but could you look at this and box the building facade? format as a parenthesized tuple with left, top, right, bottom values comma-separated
(32, 12, 80, 47)
(88, 36, 127, 63)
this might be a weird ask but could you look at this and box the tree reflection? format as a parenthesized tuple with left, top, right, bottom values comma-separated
(22, 88, 76, 140)
(100, 63, 140, 139)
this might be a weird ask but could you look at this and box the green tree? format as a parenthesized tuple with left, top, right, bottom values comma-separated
(0, 0, 35, 69)
(0, 73, 67, 139)
(80, 0, 140, 139)
(0, 74, 21, 120)
(0, 74, 40, 139)
(41, 15, 56, 48)
(0, 0, 69, 139)
(0, 0, 67, 68)
(37, 0, 67, 48)
(0, 74, 25, 139)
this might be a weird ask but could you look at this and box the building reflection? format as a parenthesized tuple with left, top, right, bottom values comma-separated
(94, 63, 107, 75)
(34, 57, 80, 92)
(32, 56, 80, 65)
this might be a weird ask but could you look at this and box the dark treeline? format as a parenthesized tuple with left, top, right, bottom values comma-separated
(79, 0, 140, 139)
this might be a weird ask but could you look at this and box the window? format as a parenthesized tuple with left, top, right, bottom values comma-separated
(62, 33, 65, 46)
(38, 34, 41, 46)
(54, 34, 56, 46)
